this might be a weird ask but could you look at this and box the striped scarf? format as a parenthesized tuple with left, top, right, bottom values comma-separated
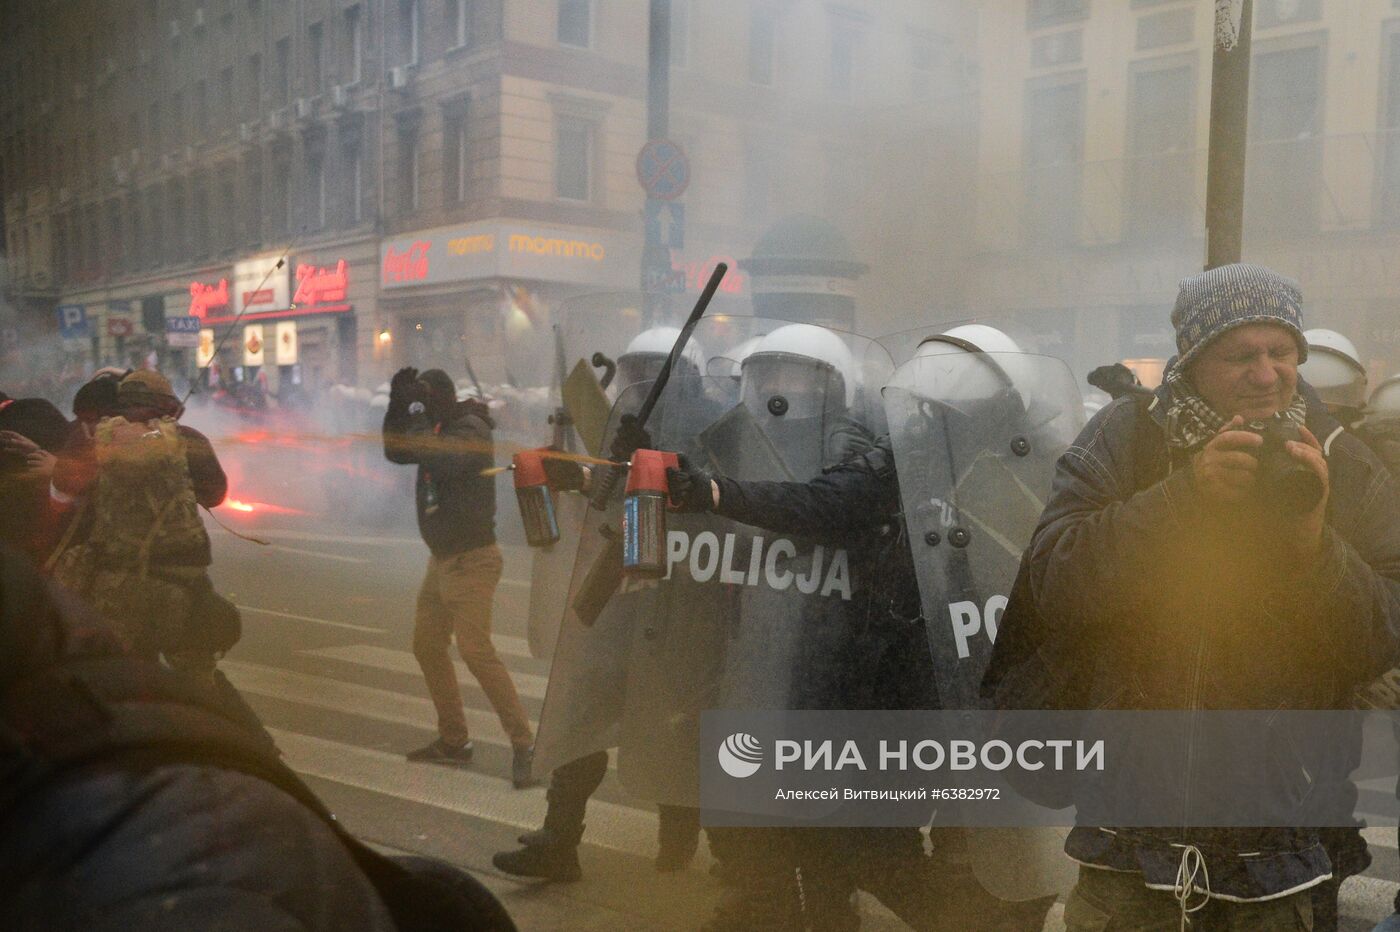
(1162, 366, 1307, 452)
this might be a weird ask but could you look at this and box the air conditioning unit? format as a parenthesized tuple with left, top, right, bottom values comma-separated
(294, 96, 315, 121)
(331, 84, 350, 109)
(170, 19, 181, 39)
(139, 47, 152, 66)
(238, 122, 255, 143)
(193, 8, 205, 29)
(268, 107, 287, 130)
(389, 65, 413, 90)
(129, 147, 141, 166)
(185, 145, 197, 163)
(112, 159, 129, 186)
(38, 99, 52, 116)
(161, 152, 176, 171)
(72, 81, 87, 101)
(57, 186, 71, 204)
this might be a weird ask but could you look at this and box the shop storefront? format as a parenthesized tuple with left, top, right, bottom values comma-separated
(196, 245, 373, 398)
(377, 220, 642, 388)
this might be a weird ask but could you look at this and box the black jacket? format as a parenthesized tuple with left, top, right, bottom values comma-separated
(714, 437, 935, 710)
(383, 398, 496, 557)
(989, 388, 1400, 899)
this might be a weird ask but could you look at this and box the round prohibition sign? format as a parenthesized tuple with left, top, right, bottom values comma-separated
(636, 138, 691, 201)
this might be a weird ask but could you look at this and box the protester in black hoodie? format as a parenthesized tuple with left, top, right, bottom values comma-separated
(383, 367, 536, 788)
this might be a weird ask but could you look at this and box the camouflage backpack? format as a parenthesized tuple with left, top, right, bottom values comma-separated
(51, 416, 216, 656)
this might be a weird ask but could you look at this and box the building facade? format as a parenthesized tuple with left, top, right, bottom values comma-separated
(1, 0, 976, 394)
(971, 0, 1400, 386)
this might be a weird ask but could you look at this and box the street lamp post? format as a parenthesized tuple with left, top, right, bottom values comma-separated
(1204, 0, 1253, 270)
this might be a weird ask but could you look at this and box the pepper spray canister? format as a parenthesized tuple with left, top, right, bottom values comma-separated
(622, 449, 679, 578)
(512, 449, 560, 548)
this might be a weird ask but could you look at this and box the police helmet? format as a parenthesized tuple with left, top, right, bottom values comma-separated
(1301, 328, 1367, 411)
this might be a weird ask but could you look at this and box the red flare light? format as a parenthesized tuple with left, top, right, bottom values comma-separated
(222, 498, 306, 516)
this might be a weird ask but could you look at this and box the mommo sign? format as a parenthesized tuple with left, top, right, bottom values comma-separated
(381, 222, 638, 289)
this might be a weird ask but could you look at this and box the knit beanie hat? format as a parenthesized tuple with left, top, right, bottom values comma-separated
(117, 369, 180, 414)
(1171, 263, 1308, 372)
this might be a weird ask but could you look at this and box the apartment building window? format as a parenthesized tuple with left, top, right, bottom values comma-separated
(1023, 77, 1084, 246)
(345, 6, 364, 83)
(444, 107, 470, 203)
(671, 0, 690, 70)
(449, 0, 472, 49)
(1247, 45, 1321, 238)
(275, 36, 290, 104)
(558, 0, 590, 49)
(1027, 0, 1088, 30)
(1125, 64, 1194, 242)
(307, 152, 326, 229)
(308, 22, 324, 95)
(345, 140, 364, 223)
(402, 0, 421, 66)
(1255, 0, 1320, 31)
(555, 114, 594, 201)
(271, 150, 291, 235)
(1377, 31, 1400, 225)
(399, 128, 420, 213)
(749, 6, 775, 85)
(247, 53, 262, 117)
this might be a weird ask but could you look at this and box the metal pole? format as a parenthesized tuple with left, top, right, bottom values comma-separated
(1204, 0, 1253, 270)
(642, 0, 671, 327)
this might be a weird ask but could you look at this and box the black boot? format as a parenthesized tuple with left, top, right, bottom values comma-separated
(491, 826, 583, 882)
(655, 804, 700, 872)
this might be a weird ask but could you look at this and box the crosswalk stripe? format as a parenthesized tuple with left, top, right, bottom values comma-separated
(240, 606, 535, 660)
(240, 605, 386, 635)
(302, 643, 549, 701)
(265, 727, 657, 857)
(223, 659, 537, 750)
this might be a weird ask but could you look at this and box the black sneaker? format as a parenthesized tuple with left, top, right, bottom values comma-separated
(512, 745, 540, 789)
(492, 830, 583, 882)
(406, 738, 474, 768)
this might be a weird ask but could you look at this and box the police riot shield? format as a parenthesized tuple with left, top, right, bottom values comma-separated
(615, 324, 895, 804)
(532, 380, 656, 773)
(528, 300, 773, 658)
(536, 317, 893, 805)
(883, 349, 1084, 901)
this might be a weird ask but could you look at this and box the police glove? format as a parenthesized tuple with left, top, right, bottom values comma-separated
(542, 453, 587, 492)
(610, 414, 653, 462)
(390, 366, 421, 402)
(666, 454, 716, 513)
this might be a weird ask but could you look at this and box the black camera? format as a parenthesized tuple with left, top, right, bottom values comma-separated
(1243, 414, 1322, 514)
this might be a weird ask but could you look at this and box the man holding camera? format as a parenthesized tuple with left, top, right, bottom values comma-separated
(382, 367, 536, 788)
(990, 264, 1400, 929)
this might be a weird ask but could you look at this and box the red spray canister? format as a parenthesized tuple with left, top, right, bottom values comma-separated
(512, 449, 560, 547)
(622, 449, 679, 578)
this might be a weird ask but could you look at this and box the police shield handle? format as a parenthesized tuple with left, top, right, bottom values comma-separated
(571, 525, 625, 627)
